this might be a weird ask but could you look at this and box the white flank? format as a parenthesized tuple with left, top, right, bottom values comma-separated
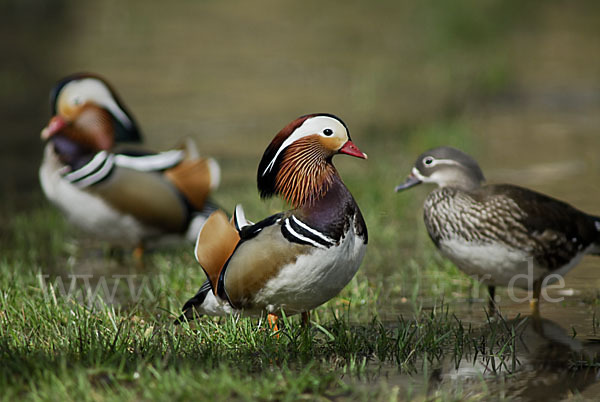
(439, 238, 593, 288)
(40, 144, 152, 246)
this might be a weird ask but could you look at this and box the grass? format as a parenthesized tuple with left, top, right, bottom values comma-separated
(0, 250, 526, 401)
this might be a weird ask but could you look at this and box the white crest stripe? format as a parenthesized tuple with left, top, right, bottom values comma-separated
(262, 116, 346, 176)
(104, 97, 133, 129)
(65, 78, 133, 129)
(263, 131, 309, 176)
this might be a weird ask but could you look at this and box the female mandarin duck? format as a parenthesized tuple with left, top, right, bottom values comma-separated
(178, 114, 368, 324)
(395, 146, 600, 316)
(39, 73, 220, 255)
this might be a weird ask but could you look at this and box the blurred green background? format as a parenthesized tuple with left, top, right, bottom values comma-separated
(3, 0, 599, 208)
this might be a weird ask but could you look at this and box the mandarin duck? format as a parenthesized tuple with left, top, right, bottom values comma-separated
(39, 73, 220, 254)
(395, 146, 600, 315)
(178, 114, 368, 324)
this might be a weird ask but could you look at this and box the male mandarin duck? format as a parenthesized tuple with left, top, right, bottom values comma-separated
(395, 146, 600, 316)
(39, 73, 220, 254)
(178, 114, 368, 324)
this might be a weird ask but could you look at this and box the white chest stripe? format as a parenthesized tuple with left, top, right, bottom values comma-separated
(62, 150, 184, 189)
(290, 216, 335, 244)
(262, 116, 346, 176)
(72, 154, 115, 188)
(63, 151, 109, 182)
(283, 219, 327, 249)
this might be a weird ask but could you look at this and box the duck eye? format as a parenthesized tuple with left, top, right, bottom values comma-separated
(323, 128, 333, 136)
(72, 96, 82, 106)
(424, 157, 434, 166)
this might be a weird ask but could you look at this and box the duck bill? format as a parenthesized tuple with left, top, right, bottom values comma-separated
(395, 173, 422, 192)
(41, 115, 67, 140)
(339, 140, 368, 159)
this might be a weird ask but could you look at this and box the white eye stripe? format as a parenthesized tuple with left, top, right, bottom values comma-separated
(62, 79, 133, 128)
(423, 158, 461, 168)
(262, 116, 346, 176)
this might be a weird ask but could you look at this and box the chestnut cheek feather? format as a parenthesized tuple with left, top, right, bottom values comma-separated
(45, 104, 115, 152)
(74, 105, 115, 150)
(274, 136, 335, 208)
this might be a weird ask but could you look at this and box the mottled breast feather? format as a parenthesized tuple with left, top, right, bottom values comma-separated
(424, 184, 598, 270)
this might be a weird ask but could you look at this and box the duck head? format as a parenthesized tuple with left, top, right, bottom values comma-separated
(395, 146, 485, 192)
(258, 113, 367, 208)
(41, 73, 142, 158)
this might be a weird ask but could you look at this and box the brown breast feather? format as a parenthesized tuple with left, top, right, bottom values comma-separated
(223, 223, 310, 309)
(195, 210, 240, 291)
(164, 157, 213, 211)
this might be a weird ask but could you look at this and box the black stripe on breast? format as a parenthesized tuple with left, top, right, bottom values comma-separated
(287, 216, 335, 248)
(281, 221, 321, 247)
(65, 153, 115, 187)
(280, 217, 334, 249)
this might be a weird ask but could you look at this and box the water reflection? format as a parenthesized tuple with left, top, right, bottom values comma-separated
(433, 316, 600, 400)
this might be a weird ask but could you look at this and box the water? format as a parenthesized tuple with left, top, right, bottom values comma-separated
(3, 0, 600, 399)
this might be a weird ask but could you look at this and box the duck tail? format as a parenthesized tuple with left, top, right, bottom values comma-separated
(174, 280, 212, 325)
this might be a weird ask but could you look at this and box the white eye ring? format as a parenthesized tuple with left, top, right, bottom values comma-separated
(323, 128, 333, 136)
(424, 156, 434, 166)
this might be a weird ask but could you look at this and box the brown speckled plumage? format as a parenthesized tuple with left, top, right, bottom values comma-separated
(425, 185, 598, 270)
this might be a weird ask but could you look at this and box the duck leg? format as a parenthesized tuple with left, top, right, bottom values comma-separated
(488, 285, 496, 315)
(530, 279, 542, 318)
(133, 243, 145, 269)
(301, 311, 311, 327)
(267, 313, 279, 332)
